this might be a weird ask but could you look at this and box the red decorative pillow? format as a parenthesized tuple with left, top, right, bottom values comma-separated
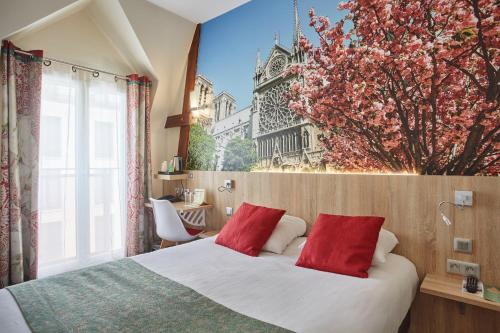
(296, 214, 384, 278)
(215, 202, 286, 256)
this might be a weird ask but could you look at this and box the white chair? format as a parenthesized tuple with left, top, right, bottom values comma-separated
(149, 198, 203, 248)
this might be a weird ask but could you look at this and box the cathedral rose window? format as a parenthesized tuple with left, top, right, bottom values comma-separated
(259, 82, 300, 133)
(268, 55, 287, 78)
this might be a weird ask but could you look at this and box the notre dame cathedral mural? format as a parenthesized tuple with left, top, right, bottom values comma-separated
(189, 0, 498, 175)
(190, 0, 323, 171)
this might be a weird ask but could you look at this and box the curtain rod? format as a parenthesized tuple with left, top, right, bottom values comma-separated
(13, 49, 129, 81)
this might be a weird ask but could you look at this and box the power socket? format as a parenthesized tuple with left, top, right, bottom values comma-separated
(447, 259, 480, 278)
(224, 180, 233, 189)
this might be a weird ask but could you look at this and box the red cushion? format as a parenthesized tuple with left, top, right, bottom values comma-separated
(296, 214, 384, 278)
(185, 227, 202, 236)
(215, 202, 285, 256)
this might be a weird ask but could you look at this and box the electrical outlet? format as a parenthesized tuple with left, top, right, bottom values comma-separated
(454, 190, 473, 206)
(454, 237, 472, 254)
(447, 259, 462, 275)
(188, 172, 194, 179)
(447, 259, 480, 278)
(226, 207, 233, 216)
(464, 263, 480, 277)
(224, 180, 233, 189)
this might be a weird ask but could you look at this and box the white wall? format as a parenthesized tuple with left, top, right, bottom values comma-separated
(12, 10, 132, 75)
(0, 0, 78, 38)
(119, 0, 195, 196)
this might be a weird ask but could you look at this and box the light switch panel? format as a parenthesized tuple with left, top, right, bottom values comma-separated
(226, 207, 233, 216)
(454, 190, 473, 206)
(454, 237, 472, 254)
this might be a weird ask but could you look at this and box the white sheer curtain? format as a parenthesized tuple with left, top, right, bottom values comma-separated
(38, 63, 127, 277)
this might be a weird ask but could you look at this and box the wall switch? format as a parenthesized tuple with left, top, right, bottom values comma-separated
(226, 207, 233, 216)
(454, 190, 473, 207)
(447, 259, 480, 278)
(224, 180, 233, 189)
(454, 237, 473, 254)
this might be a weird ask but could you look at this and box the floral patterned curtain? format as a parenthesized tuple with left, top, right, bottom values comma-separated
(126, 74, 153, 256)
(0, 41, 43, 288)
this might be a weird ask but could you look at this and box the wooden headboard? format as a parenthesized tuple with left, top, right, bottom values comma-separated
(165, 171, 500, 332)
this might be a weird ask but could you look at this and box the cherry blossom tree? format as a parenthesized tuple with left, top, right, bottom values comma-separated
(289, 0, 499, 175)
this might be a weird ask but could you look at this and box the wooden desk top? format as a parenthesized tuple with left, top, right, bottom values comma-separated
(198, 230, 219, 239)
(145, 201, 213, 212)
(421, 274, 500, 312)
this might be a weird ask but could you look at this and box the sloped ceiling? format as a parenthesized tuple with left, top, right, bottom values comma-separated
(146, 0, 251, 23)
(86, 0, 155, 80)
(0, 0, 79, 38)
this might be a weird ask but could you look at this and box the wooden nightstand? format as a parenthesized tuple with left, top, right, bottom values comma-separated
(420, 274, 500, 313)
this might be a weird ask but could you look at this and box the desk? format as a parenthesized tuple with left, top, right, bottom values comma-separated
(198, 230, 219, 239)
(145, 202, 213, 228)
(145, 201, 213, 212)
(420, 274, 500, 313)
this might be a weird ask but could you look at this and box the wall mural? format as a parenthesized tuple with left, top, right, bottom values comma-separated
(188, 0, 499, 175)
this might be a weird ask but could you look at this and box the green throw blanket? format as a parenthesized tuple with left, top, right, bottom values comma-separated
(7, 259, 292, 333)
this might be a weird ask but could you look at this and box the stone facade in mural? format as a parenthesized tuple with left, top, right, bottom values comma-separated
(192, 0, 323, 171)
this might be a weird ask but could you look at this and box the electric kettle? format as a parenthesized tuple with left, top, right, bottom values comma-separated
(173, 155, 183, 172)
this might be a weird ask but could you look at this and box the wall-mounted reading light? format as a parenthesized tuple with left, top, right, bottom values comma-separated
(218, 180, 233, 193)
(438, 191, 473, 226)
(438, 201, 458, 226)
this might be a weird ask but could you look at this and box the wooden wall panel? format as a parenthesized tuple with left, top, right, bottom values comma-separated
(176, 171, 500, 332)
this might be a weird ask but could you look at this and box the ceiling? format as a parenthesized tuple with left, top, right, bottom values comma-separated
(146, 0, 251, 23)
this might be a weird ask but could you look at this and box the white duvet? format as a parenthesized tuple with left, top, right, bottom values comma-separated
(0, 237, 418, 333)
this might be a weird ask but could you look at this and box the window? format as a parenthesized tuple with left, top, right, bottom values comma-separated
(38, 64, 127, 277)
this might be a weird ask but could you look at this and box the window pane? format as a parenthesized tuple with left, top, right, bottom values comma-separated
(39, 77, 77, 267)
(39, 67, 126, 277)
(38, 170, 76, 265)
(89, 169, 122, 254)
(94, 121, 115, 159)
(41, 116, 62, 158)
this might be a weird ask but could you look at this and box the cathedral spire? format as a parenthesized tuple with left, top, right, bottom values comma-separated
(293, 0, 302, 46)
(256, 49, 262, 70)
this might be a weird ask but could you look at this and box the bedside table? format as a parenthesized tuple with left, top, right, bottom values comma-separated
(420, 274, 500, 313)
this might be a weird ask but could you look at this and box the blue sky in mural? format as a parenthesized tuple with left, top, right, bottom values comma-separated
(198, 0, 346, 108)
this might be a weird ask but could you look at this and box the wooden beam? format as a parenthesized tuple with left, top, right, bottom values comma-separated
(164, 24, 201, 164)
(164, 114, 189, 128)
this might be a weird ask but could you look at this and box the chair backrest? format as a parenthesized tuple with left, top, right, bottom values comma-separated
(149, 199, 191, 242)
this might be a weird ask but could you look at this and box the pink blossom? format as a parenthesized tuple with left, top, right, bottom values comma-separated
(288, 0, 499, 175)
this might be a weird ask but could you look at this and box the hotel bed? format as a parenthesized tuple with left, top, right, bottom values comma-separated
(0, 237, 418, 333)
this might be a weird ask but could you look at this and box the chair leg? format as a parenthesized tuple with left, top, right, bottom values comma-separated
(160, 240, 170, 249)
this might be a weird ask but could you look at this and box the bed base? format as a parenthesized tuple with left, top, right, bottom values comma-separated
(398, 310, 411, 333)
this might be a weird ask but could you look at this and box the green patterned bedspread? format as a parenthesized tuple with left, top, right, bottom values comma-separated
(7, 259, 292, 333)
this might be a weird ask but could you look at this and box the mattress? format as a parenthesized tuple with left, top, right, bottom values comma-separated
(0, 237, 418, 333)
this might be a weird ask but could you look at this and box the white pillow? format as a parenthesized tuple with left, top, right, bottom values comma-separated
(372, 228, 399, 266)
(297, 228, 399, 266)
(262, 215, 307, 254)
